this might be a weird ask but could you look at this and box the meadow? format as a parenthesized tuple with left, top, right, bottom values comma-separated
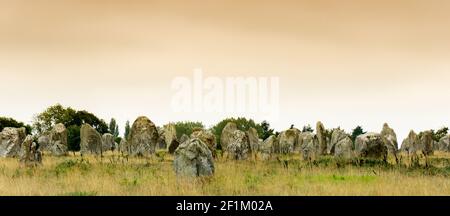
(0, 152, 449, 196)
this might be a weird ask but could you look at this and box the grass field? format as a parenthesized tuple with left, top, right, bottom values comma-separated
(1, 152, 450, 196)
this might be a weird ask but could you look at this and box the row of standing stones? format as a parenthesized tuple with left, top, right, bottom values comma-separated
(1, 117, 449, 177)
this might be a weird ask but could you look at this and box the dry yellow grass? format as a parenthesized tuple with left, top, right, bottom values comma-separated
(0, 152, 449, 196)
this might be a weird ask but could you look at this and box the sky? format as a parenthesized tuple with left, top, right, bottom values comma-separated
(0, 0, 449, 141)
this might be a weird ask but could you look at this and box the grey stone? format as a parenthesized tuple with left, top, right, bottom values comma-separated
(173, 138, 214, 177)
(299, 132, 320, 161)
(401, 130, 419, 154)
(20, 135, 42, 166)
(246, 127, 259, 153)
(220, 122, 238, 150)
(80, 124, 103, 155)
(0, 127, 26, 157)
(128, 116, 159, 156)
(226, 130, 250, 160)
(191, 129, 217, 157)
(355, 133, 387, 160)
(48, 123, 68, 156)
(316, 121, 327, 155)
(102, 133, 115, 152)
(278, 128, 300, 154)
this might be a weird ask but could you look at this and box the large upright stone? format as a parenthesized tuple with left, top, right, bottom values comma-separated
(355, 133, 387, 160)
(419, 130, 434, 156)
(437, 135, 450, 152)
(174, 138, 215, 177)
(102, 133, 115, 152)
(128, 116, 159, 156)
(299, 132, 320, 160)
(220, 122, 238, 150)
(278, 128, 300, 154)
(191, 129, 217, 156)
(37, 134, 50, 151)
(246, 127, 259, 153)
(80, 124, 103, 155)
(380, 123, 398, 155)
(401, 130, 419, 154)
(119, 138, 128, 153)
(47, 123, 68, 156)
(258, 135, 277, 160)
(164, 124, 179, 154)
(19, 135, 42, 166)
(226, 130, 250, 160)
(328, 128, 349, 154)
(316, 121, 327, 155)
(334, 137, 354, 159)
(0, 127, 26, 157)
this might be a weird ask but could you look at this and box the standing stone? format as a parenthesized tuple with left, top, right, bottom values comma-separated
(436, 134, 450, 152)
(0, 127, 26, 157)
(20, 135, 42, 166)
(220, 122, 238, 150)
(174, 138, 215, 177)
(102, 133, 115, 152)
(334, 137, 354, 159)
(401, 130, 419, 154)
(299, 132, 320, 161)
(119, 138, 128, 153)
(419, 130, 434, 156)
(191, 129, 217, 156)
(179, 134, 190, 145)
(37, 134, 50, 151)
(258, 135, 277, 160)
(278, 128, 300, 154)
(128, 116, 159, 156)
(355, 133, 387, 160)
(380, 123, 398, 155)
(164, 124, 179, 154)
(246, 127, 259, 153)
(80, 124, 103, 155)
(226, 130, 250, 160)
(48, 123, 68, 156)
(316, 121, 327, 155)
(328, 129, 349, 154)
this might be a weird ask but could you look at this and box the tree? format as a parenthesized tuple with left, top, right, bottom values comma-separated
(32, 104, 77, 134)
(174, 121, 205, 139)
(261, 120, 275, 140)
(0, 117, 32, 134)
(32, 104, 109, 151)
(67, 125, 81, 151)
(431, 127, 448, 142)
(109, 118, 119, 138)
(302, 125, 314, 133)
(124, 120, 131, 139)
(351, 126, 366, 142)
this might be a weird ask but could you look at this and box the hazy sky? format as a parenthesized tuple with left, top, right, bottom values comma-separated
(1, 0, 449, 140)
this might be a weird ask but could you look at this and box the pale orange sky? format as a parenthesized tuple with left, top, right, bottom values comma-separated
(0, 0, 449, 140)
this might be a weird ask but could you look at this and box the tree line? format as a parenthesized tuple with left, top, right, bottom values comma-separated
(1, 104, 448, 151)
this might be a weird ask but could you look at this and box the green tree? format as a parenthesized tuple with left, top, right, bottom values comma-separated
(0, 117, 32, 134)
(109, 118, 119, 138)
(32, 104, 109, 151)
(302, 124, 314, 133)
(431, 127, 448, 142)
(351, 126, 366, 142)
(174, 121, 205, 139)
(67, 125, 81, 151)
(261, 120, 275, 140)
(124, 120, 131, 139)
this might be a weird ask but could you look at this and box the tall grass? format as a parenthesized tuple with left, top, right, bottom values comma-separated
(0, 152, 449, 196)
